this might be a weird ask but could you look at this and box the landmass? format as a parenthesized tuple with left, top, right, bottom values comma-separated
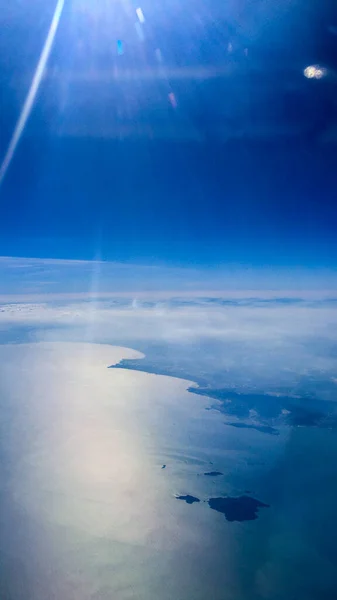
(176, 494, 200, 504)
(110, 353, 337, 431)
(175, 492, 269, 521)
(204, 471, 223, 476)
(208, 495, 269, 521)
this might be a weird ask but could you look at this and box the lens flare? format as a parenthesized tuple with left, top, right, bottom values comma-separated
(304, 65, 327, 80)
(0, 0, 65, 188)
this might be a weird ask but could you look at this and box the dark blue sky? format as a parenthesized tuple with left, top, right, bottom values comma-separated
(1, 0, 337, 267)
(1, 136, 337, 266)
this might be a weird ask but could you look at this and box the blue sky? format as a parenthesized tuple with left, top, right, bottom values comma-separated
(1, 1, 337, 268)
(1, 137, 337, 267)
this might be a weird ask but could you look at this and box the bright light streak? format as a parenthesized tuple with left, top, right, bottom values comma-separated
(168, 92, 177, 108)
(135, 21, 145, 41)
(155, 48, 163, 63)
(0, 0, 65, 188)
(304, 65, 327, 80)
(136, 7, 145, 23)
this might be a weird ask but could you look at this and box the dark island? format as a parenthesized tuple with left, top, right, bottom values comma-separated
(176, 494, 200, 504)
(204, 471, 223, 477)
(208, 495, 269, 521)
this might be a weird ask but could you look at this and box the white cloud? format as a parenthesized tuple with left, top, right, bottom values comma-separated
(1, 256, 337, 297)
(0, 257, 337, 387)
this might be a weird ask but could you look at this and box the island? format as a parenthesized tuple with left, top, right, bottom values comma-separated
(208, 495, 269, 521)
(204, 471, 223, 477)
(176, 494, 200, 504)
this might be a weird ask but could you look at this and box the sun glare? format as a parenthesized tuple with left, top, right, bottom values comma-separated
(304, 65, 327, 80)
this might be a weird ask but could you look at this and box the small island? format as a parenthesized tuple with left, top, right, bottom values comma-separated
(208, 495, 269, 521)
(176, 494, 200, 504)
(204, 471, 223, 477)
